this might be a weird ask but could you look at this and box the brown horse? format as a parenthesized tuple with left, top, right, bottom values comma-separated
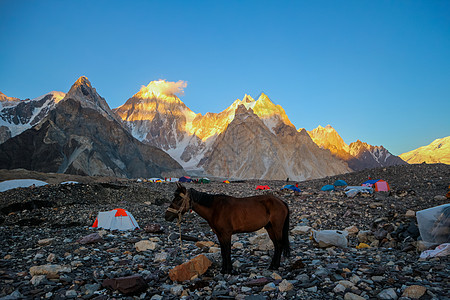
(165, 183, 290, 274)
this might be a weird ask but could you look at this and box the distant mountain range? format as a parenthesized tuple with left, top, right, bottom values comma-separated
(308, 125, 407, 171)
(1, 77, 448, 180)
(114, 86, 350, 180)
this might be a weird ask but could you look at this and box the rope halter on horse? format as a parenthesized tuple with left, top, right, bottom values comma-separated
(167, 189, 191, 259)
(167, 190, 191, 223)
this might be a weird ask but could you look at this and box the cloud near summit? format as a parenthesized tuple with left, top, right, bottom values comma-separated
(139, 79, 187, 97)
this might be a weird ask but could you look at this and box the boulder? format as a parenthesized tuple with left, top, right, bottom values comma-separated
(291, 225, 312, 235)
(29, 264, 71, 279)
(169, 254, 212, 282)
(102, 274, 148, 295)
(77, 233, 103, 244)
(402, 285, 426, 299)
(135, 240, 157, 252)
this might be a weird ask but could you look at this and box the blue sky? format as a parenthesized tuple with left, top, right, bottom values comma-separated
(1, 0, 449, 155)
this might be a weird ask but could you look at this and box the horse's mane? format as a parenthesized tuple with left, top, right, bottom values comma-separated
(188, 188, 218, 208)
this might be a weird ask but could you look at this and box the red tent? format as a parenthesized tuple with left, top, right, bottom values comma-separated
(256, 185, 270, 190)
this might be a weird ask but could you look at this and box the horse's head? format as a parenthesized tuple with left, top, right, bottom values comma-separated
(165, 182, 191, 222)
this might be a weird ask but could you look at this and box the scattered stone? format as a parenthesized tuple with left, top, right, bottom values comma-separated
(248, 232, 273, 250)
(29, 264, 71, 279)
(291, 225, 312, 235)
(405, 210, 416, 218)
(144, 223, 164, 233)
(154, 252, 168, 263)
(401, 285, 427, 299)
(245, 278, 271, 287)
(37, 238, 55, 246)
(344, 292, 366, 300)
(169, 254, 212, 282)
(262, 282, 276, 291)
(135, 240, 157, 252)
(195, 241, 215, 249)
(377, 288, 398, 299)
(344, 225, 359, 235)
(102, 274, 148, 295)
(77, 233, 103, 244)
(278, 279, 293, 292)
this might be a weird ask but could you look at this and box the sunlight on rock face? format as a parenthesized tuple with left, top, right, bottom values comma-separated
(136, 80, 187, 102)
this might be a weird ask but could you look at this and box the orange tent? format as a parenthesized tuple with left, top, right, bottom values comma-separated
(373, 180, 390, 192)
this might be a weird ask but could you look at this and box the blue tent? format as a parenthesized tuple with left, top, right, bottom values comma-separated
(362, 179, 379, 187)
(178, 176, 192, 183)
(282, 185, 301, 192)
(334, 180, 348, 186)
(321, 184, 335, 191)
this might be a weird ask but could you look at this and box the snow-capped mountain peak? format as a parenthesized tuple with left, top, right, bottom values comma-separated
(33, 91, 65, 103)
(400, 136, 450, 164)
(0, 91, 66, 143)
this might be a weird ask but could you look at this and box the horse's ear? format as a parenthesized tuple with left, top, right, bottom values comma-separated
(176, 182, 185, 190)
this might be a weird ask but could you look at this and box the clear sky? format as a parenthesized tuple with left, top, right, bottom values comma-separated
(1, 0, 449, 155)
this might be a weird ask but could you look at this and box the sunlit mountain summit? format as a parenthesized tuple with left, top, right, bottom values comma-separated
(114, 80, 350, 180)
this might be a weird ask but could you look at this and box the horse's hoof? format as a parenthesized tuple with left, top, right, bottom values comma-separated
(268, 265, 279, 270)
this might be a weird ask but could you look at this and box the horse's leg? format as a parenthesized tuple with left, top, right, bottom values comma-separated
(217, 232, 232, 274)
(265, 223, 283, 269)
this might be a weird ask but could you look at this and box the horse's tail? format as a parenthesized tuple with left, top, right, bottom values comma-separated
(282, 202, 291, 258)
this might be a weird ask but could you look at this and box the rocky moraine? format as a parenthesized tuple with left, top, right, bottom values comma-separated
(0, 163, 449, 299)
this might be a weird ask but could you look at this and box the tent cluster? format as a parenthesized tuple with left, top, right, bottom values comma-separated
(362, 179, 390, 192)
(137, 176, 211, 184)
(320, 178, 391, 197)
(320, 180, 348, 192)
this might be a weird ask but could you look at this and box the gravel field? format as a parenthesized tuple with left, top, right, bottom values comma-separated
(0, 164, 449, 299)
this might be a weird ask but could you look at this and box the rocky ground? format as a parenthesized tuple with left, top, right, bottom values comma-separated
(0, 164, 449, 300)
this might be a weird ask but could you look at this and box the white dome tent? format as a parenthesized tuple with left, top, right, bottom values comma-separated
(92, 208, 140, 231)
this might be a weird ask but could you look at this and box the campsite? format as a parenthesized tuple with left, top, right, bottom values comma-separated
(0, 163, 449, 299)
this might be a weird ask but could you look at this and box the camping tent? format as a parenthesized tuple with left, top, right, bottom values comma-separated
(92, 208, 140, 231)
(282, 185, 301, 192)
(334, 180, 347, 187)
(256, 185, 270, 190)
(321, 184, 335, 191)
(148, 178, 163, 183)
(198, 178, 210, 183)
(165, 178, 179, 182)
(373, 180, 390, 191)
(179, 176, 192, 183)
(362, 179, 390, 191)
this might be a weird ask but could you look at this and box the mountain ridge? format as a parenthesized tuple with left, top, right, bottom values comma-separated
(0, 77, 185, 178)
(308, 125, 408, 170)
(399, 136, 450, 165)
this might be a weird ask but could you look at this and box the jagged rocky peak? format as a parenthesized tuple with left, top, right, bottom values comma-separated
(308, 124, 349, 153)
(65, 76, 100, 103)
(63, 76, 118, 122)
(349, 139, 372, 156)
